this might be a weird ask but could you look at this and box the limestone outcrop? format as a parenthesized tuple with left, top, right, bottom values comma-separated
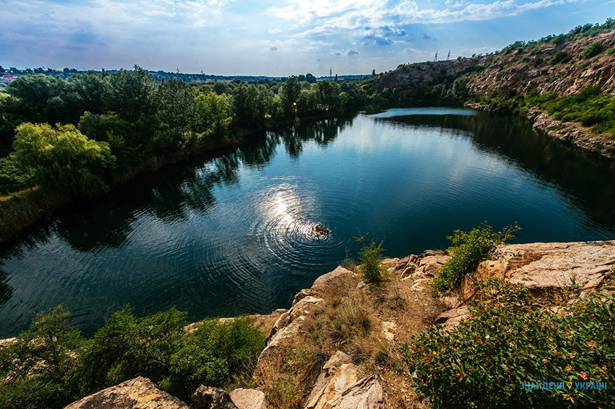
(64, 377, 188, 409)
(462, 240, 615, 301)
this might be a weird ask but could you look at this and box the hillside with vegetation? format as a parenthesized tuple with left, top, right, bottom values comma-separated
(368, 19, 615, 160)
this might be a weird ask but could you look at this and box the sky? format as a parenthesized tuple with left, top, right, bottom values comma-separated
(0, 0, 613, 76)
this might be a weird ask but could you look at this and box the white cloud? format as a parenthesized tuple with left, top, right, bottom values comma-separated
(270, 0, 578, 36)
(145, 10, 177, 17)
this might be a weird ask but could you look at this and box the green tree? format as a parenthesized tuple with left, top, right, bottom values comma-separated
(8, 74, 62, 123)
(12, 123, 116, 196)
(104, 66, 159, 147)
(195, 91, 233, 137)
(77, 112, 129, 142)
(279, 76, 301, 118)
(0, 306, 85, 409)
(582, 40, 604, 59)
(231, 84, 274, 130)
(154, 79, 196, 151)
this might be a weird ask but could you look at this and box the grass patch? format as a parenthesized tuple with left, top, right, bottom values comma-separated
(328, 297, 371, 343)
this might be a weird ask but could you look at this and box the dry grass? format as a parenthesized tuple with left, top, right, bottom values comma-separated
(253, 266, 444, 408)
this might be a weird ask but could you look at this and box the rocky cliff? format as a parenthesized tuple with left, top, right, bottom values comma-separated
(64, 240, 615, 409)
(371, 28, 615, 161)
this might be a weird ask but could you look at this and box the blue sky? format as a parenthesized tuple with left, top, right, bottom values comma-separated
(0, 0, 613, 76)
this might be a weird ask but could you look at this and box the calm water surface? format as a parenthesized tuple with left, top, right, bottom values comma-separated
(1, 108, 615, 337)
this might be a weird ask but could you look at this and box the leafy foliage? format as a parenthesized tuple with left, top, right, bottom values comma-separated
(11, 123, 116, 196)
(0, 68, 368, 196)
(0, 306, 264, 409)
(433, 222, 520, 292)
(195, 92, 233, 137)
(0, 307, 86, 409)
(403, 279, 615, 408)
(582, 41, 605, 59)
(0, 157, 31, 195)
(476, 85, 615, 138)
(549, 51, 571, 65)
(354, 232, 386, 284)
(162, 318, 265, 401)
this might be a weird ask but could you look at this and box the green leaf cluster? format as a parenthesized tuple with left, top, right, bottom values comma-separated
(403, 279, 615, 408)
(433, 222, 520, 292)
(0, 306, 264, 408)
(11, 123, 116, 196)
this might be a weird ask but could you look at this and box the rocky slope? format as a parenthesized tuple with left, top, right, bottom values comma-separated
(372, 29, 615, 160)
(64, 240, 615, 409)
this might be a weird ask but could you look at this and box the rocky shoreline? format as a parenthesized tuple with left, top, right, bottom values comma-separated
(467, 102, 615, 162)
(58, 239, 615, 408)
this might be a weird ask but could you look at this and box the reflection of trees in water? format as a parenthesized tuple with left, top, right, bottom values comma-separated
(381, 114, 615, 227)
(238, 131, 280, 169)
(0, 263, 13, 306)
(275, 116, 354, 158)
(51, 152, 244, 252)
(0, 115, 353, 256)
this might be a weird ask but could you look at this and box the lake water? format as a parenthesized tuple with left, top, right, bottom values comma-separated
(1, 108, 615, 337)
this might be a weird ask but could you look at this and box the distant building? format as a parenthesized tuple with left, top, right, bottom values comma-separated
(1, 73, 17, 83)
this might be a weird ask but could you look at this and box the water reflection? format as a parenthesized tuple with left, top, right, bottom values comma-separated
(1, 109, 614, 337)
(380, 114, 615, 227)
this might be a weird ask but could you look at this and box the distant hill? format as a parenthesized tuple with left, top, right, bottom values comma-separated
(370, 20, 615, 100)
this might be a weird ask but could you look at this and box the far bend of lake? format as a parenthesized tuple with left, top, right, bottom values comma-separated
(1, 108, 615, 337)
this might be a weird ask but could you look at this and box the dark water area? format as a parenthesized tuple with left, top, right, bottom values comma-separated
(1, 108, 614, 338)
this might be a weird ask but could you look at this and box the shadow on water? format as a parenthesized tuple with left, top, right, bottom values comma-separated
(379, 113, 615, 228)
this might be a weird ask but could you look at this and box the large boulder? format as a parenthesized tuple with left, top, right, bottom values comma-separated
(463, 241, 615, 300)
(229, 389, 266, 409)
(311, 267, 357, 291)
(191, 386, 238, 409)
(64, 377, 188, 409)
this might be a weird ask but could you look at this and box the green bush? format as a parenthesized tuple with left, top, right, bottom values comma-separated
(355, 232, 386, 284)
(403, 279, 615, 408)
(11, 123, 116, 196)
(162, 318, 264, 400)
(0, 306, 265, 409)
(0, 157, 31, 195)
(0, 306, 86, 409)
(433, 222, 520, 292)
(550, 51, 571, 65)
(582, 41, 604, 59)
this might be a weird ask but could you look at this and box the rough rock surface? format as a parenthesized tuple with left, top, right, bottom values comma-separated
(65, 377, 188, 409)
(229, 389, 266, 409)
(435, 306, 470, 329)
(462, 241, 615, 301)
(306, 351, 359, 409)
(323, 375, 384, 409)
(191, 386, 237, 409)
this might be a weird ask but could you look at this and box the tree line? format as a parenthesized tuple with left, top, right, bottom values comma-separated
(0, 67, 368, 196)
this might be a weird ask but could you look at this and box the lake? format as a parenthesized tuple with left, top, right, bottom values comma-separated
(1, 108, 615, 338)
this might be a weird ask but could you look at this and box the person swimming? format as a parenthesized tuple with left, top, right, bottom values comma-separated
(315, 225, 329, 235)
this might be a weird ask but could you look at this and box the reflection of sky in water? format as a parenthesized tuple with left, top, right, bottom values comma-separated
(1, 110, 615, 337)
